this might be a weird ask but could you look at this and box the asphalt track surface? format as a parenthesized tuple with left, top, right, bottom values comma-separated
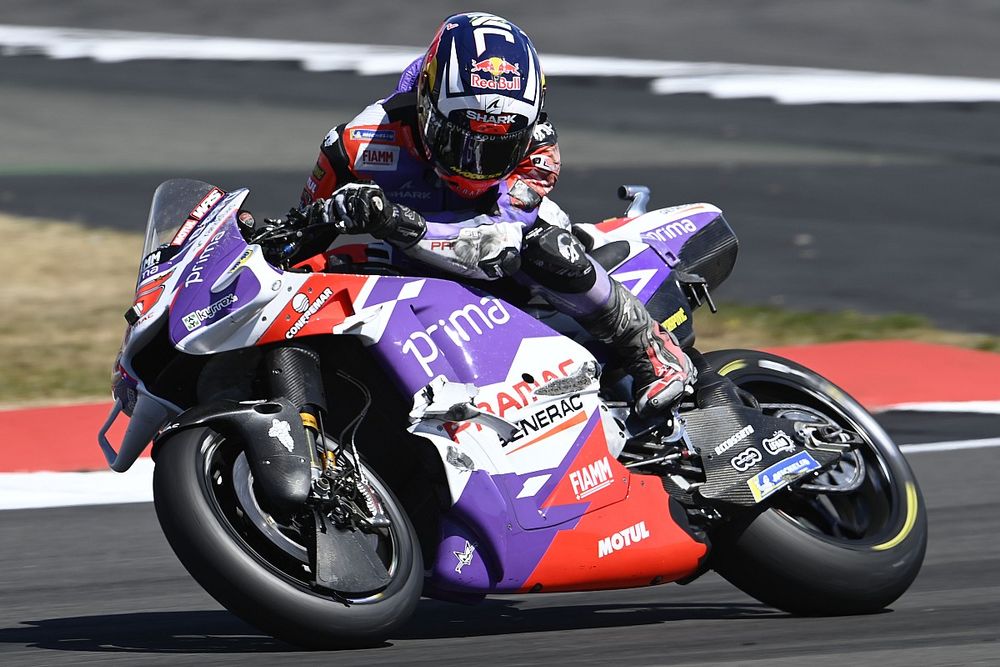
(1, 4, 999, 665)
(2, 413, 999, 666)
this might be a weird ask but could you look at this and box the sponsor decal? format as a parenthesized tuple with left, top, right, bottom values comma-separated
(171, 188, 225, 246)
(569, 456, 614, 500)
(139, 250, 163, 280)
(598, 521, 651, 558)
(429, 240, 455, 250)
(305, 178, 318, 194)
(311, 163, 326, 180)
(188, 188, 225, 223)
(285, 287, 334, 339)
(349, 128, 397, 143)
(389, 180, 433, 201)
(470, 57, 522, 91)
(714, 424, 755, 456)
(171, 219, 199, 247)
(402, 297, 511, 377)
(182, 293, 239, 331)
(731, 447, 762, 472)
(322, 128, 339, 147)
(662, 307, 688, 332)
(747, 451, 821, 502)
(268, 419, 295, 453)
(445, 22, 459, 30)
(355, 145, 399, 171)
(141, 250, 161, 272)
(466, 109, 517, 125)
(507, 394, 583, 443)
(453, 540, 476, 573)
(642, 218, 698, 243)
(762, 430, 797, 456)
(184, 231, 223, 287)
(444, 358, 575, 439)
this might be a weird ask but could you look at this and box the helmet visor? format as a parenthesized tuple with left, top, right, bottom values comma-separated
(421, 106, 533, 182)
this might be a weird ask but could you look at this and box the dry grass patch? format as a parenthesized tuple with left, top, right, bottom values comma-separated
(0, 213, 141, 404)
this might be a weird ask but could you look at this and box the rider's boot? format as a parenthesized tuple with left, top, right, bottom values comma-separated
(579, 280, 696, 417)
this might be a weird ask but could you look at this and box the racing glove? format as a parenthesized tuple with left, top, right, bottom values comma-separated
(321, 182, 426, 248)
(452, 222, 523, 278)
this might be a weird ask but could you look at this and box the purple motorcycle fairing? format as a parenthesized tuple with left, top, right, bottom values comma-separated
(601, 207, 725, 305)
(426, 413, 617, 596)
(361, 277, 590, 399)
(166, 191, 264, 346)
(635, 209, 722, 268)
(609, 248, 672, 305)
(417, 209, 727, 594)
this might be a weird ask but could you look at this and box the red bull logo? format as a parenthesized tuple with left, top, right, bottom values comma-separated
(470, 57, 522, 91)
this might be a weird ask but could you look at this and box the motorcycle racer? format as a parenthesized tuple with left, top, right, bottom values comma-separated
(296, 12, 694, 416)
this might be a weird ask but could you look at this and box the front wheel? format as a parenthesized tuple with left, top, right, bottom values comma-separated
(704, 349, 927, 615)
(152, 426, 423, 647)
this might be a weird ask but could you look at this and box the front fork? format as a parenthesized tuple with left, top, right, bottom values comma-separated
(263, 343, 392, 594)
(264, 344, 329, 479)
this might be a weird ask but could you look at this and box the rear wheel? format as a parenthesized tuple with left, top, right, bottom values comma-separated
(704, 349, 926, 615)
(153, 427, 422, 647)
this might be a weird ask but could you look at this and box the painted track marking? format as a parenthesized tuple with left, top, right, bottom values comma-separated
(1, 437, 996, 511)
(899, 437, 1000, 454)
(880, 401, 1000, 415)
(5, 24, 1000, 104)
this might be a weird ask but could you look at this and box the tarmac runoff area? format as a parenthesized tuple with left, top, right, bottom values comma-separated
(2, 341, 999, 510)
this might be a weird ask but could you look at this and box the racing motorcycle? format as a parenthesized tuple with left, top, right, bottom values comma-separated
(100, 179, 926, 647)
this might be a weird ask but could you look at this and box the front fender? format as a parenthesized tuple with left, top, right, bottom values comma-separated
(154, 398, 312, 512)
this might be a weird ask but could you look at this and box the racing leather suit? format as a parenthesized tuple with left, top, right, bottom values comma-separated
(298, 59, 693, 415)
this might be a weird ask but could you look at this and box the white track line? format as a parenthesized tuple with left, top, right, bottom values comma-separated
(5, 24, 1000, 105)
(1, 435, 997, 510)
(879, 401, 1000, 415)
(0, 458, 154, 510)
(899, 437, 1000, 454)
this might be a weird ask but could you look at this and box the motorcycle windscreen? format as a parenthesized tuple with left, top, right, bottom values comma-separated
(142, 179, 227, 261)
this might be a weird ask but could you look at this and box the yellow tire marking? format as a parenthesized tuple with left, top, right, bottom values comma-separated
(718, 360, 746, 376)
(872, 482, 918, 551)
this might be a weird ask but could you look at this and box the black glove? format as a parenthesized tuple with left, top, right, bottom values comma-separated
(328, 183, 394, 238)
(324, 182, 426, 249)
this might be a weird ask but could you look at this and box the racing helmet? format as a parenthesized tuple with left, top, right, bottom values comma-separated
(416, 12, 545, 198)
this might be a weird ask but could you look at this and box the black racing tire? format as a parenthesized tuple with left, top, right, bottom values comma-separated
(152, 427, 422, 648)
(703, 349, 927, 616)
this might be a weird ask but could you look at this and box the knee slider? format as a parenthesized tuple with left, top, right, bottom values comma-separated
(521, 223, 596, 293)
